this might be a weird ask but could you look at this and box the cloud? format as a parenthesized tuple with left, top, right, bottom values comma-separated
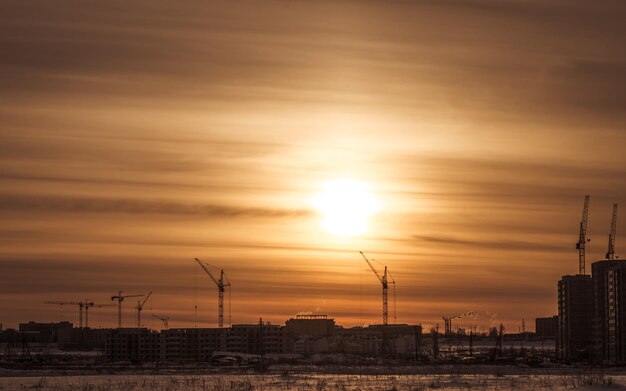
(1, 0, 625, 128)
(411, 235, 568, 252)
(0, 194, 310, 218)
(1, 0, 625, 329)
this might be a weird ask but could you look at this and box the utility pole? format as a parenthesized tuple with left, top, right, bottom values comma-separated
(258, 318, 264, 357)
(414, 325, 420, 361)
(497, 323, 504, 357)
(521, 318, 526, 353)
(433, 324, 439, 359)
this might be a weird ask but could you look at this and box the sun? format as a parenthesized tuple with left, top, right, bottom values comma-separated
(312, 179, 380, 237)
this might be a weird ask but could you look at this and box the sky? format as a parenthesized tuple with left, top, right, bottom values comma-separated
(1, 0, 626, 332)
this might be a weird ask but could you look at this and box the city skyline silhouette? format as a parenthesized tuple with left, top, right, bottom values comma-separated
(1, 0, 625, 333)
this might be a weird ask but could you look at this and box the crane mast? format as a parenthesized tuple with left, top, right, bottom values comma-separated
(45, 300, 113, 328)
(195, 258, 231, 328)
(606, 203, 618, 260)
(152, 314, 169, 330)
(136, 291, 152, 328)
(359, 251, 395, 325)
(576, 195, 590, 275)
(382, 265, 388, 325)
(45, 301, 82, 327)
(442, 311, 474, 336)
(84, 302, 114, 328)
(111, 291, 144, 328)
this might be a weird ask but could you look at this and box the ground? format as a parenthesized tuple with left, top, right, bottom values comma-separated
(1, 369, 625, 391)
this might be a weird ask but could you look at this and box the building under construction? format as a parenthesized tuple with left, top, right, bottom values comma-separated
(102, 315, 423, 363)
(556, 197, 626, 364)
(557, 274, 593, 361)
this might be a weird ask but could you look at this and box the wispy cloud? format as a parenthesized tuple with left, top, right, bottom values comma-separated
(0, 195, 310, 217)
(411, 235, 568, 252)
(1, 0, 625, 329)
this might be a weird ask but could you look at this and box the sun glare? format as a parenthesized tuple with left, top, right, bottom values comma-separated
(312, 179, 380, 237)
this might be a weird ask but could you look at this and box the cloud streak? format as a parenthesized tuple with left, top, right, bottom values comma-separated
(0, 195, 310, 218)
(1, 0, 625, 330)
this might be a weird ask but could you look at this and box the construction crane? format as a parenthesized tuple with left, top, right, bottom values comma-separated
(606, 203, 619, 260)
(135, 291, 152, 328)
(83, 302, 115, 328)
(195, 258, 231, 328)
(111, 291, 144, 328)
(152, 314, 170, 330)
(576, 195, 591, 275)
(45, 300, 113, 328)
(359, 251, 396, 325)
(45, 301, 83, 327)
(442, 311, 474, 336)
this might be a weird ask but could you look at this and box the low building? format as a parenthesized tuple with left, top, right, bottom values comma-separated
(57, 327, 109, 350)
(285, 315, 336, 337)
(104, 328, 160, 363)
(284, 315, 336, 354)
(18, 321, 73, 343)
(228, 322, 283, 355)
(158, 324, 283, 362)
(290, 323, 422, 357)
(100, 318, 423, 362)
(161, 328, 226, 362)
(535, 316, 558, 338)
(340, 324, 422, 357)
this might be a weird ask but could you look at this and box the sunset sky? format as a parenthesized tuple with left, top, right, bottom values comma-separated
(1, 0, 626, 332)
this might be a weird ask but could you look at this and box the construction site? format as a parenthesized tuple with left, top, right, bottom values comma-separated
(2, 196, 625, 369)
(556, 196, 626, 365)
(1, 253, 558, 370)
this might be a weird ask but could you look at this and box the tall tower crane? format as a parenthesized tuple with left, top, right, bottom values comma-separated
(45, 300, 113, 328)
(359, 251, 396, 325)
(606, 203, 619, 260)
(442, 311, 474, 336)
(111, 291, 144, 328)
(195, 258, 231, 328)
(152, 314, 170, 330)
(576, 195, 591, 275)
(135, 291, 152, 328)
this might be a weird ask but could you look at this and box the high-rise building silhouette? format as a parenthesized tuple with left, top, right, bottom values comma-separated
(557, 274, 593, 361)
(591, 260, 626, 364)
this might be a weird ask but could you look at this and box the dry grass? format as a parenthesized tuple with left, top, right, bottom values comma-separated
(0, 372, 618, 391)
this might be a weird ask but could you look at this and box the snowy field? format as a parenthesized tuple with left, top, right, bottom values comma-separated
(0, 373, 625, 391)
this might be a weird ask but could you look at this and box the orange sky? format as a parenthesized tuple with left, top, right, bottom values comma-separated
(1, 0, 626, 332)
